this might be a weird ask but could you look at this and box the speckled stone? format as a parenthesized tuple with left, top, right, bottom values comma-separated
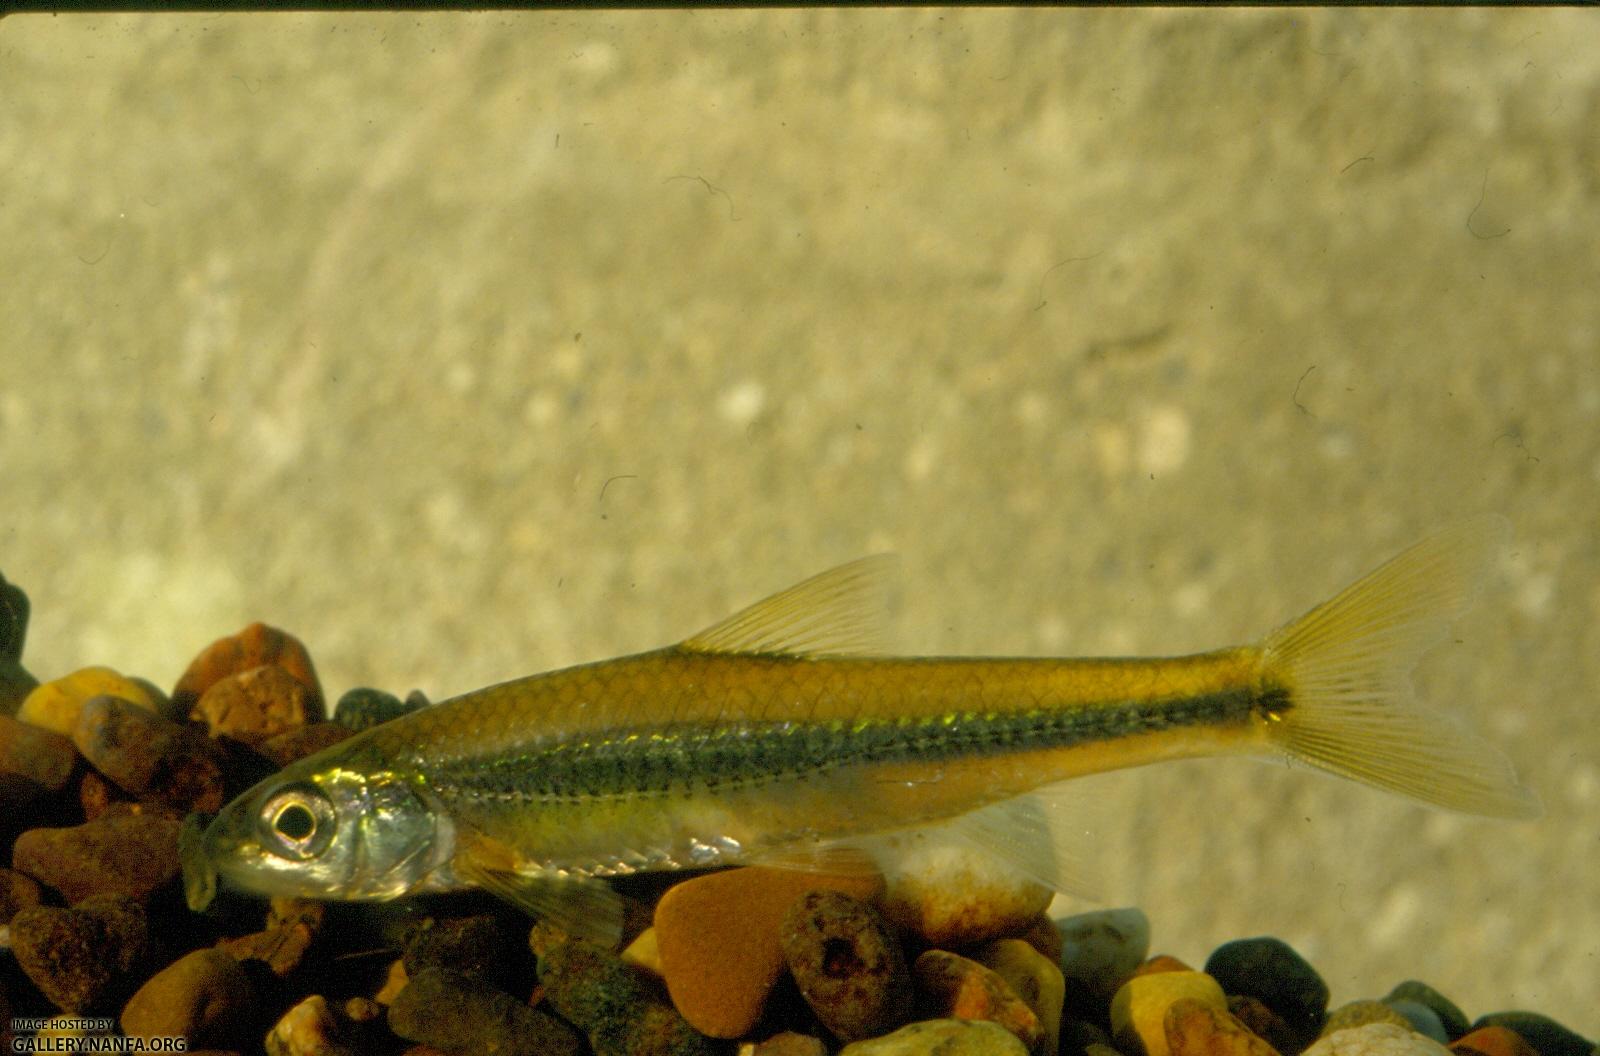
(1452, 1028, 1542, 1056)
(780, 889, 911, 1042)
(976, 938, 1066, 1056)
(838, 1019, 1031, 1056)
(72, 694, 226, 812)
(1385, 983, 1468, 1041)
(19, 667, 163, 736)
(172, 622, 323, 718)
(0, 712, 77, 804)
(913, 949, 1043, 1051)
(654, 866, 884, 1039)
(875, 837, 1053, 948)
(1205, 938, 1328, 1045)
(121, 949, 255, 1048)
(1324, 1002, 1414, 1036)
(10, 895, 149, 1012)
(1165, 996, 1284, 1056)
(1057, 907, 1152, 1019)
(193, 664, 319, 744)
(538, 937, 716, 1056)
(1389, 1002, 1448, 1045)
(389, 967, 581, 1056)
(12, 813, 182, 903)
(1303, 1023, 1452, 1056)
(1111, 970, 1229, 1056)
(0, 867, 44, 924)
(1470, 1015, 1593, 1056)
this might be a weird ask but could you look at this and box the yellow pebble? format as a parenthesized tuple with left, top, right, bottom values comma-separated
(622, 926, 664, 979)
(1110, 970, 1228, 1056)
(976, 938, 1065, 1056)
(18, 666, 160, 736)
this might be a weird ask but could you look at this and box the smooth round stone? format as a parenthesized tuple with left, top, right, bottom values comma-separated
(976, 938, 1066, 1056)
(1385, 982, 1469, 1040)
(1304, 1023, 1453, 1056)
(873, 835, 1053, 948)
(265, 994, 353, 1056)
(19, 667, 162, 735)
(779, 889, 911, 1041)
(1205, 937, 1329, 1043)
(1452, 1027, 1542, 1056)
(121, 949, 254, 1048)
(1110, 970, 1228, 1056)
(1471, 1014, 1594, 1056)
(1389, 1001, 1449, 1045)
(1056, 907, 1151, 1017)
(1228, 994, 1298, 1055)
(1165, 996, 1283, 1056)
(654, 866, 882, 1039)
(257, 721, 355, 768)
(388, 967, 580, 1056)
(837, 1019, 1030, 1056)
(1326, 1001, 1413, 1035)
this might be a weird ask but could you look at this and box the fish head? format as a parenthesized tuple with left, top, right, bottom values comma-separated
(191, 742, 450, 904)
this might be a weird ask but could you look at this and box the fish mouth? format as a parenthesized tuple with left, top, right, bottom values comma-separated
(179, 811, 220, 912)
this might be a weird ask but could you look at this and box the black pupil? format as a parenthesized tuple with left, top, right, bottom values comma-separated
(275, 803, 316, 841)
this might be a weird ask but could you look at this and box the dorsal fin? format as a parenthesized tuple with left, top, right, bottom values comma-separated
(680, 555, 895, 658)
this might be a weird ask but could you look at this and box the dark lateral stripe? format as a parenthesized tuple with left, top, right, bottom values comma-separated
(428, 685, 1279, 805)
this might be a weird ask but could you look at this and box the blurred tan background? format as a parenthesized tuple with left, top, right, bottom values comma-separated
(1, 10, 1595, 1031)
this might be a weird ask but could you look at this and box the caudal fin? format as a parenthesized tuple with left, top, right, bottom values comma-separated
(1258, 516, 1540, 819)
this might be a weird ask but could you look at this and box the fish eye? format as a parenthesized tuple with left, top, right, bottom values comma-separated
(258, 785, 336, 860)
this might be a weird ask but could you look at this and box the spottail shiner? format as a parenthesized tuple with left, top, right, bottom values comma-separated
(183, 517, 1537, 940)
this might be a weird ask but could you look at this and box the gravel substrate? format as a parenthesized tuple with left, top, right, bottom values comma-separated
(0, 572, 1592, 1056)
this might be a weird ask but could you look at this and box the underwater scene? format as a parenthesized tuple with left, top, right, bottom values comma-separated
(1, 9, 1596, 1056)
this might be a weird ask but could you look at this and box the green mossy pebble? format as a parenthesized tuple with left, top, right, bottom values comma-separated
(387, 967, 580, 1056)
(1388, 1001, 1448, 1044)
(1205, 937, 1329, 1044)
(1384, 983, 1469, 1041)
(537, 938, 715, 1056)
(1325, 1002, 1412, 1035)
(0, 572, 36, 713)
(1471, 1014, 1594, 1056)
(334, 687, 417, 731)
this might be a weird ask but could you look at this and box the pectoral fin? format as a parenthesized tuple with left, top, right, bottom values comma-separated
(452, 852, 625, 946)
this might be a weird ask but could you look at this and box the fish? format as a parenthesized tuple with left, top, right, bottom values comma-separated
(181, 517, 1539, 940)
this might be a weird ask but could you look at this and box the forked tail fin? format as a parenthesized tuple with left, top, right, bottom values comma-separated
(1257, 516, 1540, 818)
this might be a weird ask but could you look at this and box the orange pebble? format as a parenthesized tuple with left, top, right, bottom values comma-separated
(172, 623, 322, 716)
(654, 866, 883, 1039)
(1451, 1027, 1541, 1056)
